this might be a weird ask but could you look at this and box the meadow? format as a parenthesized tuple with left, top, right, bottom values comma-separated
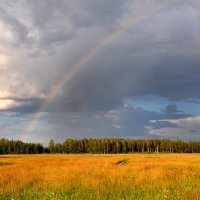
(1, 154, 200, 200)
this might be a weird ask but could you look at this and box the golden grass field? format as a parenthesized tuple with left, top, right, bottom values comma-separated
(1, 154, 200, 200)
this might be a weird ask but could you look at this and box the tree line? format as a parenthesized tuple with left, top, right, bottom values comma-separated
(1, 138, 200, 154)
(0, 138, 46, 154)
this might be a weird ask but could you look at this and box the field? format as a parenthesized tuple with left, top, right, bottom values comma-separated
(1, 154, 200, 200)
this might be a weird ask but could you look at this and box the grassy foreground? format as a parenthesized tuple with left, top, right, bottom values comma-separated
(1, 154, 200, 200)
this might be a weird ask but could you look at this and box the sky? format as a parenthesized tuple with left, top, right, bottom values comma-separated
(1, 0, 200, 143)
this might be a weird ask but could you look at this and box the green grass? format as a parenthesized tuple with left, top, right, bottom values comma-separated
(2, 180, 200, 200)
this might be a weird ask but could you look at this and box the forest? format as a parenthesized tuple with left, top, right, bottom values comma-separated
(1, 138, 200, 154)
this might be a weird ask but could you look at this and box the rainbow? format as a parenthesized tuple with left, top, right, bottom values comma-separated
(21, 0, 171, 141)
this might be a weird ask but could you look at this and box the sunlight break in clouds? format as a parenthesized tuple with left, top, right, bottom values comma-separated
(0, 54, 8, 69)
(0, 99, 21, 110)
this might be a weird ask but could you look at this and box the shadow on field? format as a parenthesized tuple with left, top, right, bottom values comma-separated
(114, 158, 129, 165)
(0, 156, 21, 159)
(0, 162, 13, 166)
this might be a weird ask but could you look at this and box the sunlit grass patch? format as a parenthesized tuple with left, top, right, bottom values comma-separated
(1, 154, 200, 199)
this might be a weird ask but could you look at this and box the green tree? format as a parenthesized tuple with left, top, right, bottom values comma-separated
(48, 139, 55, 153)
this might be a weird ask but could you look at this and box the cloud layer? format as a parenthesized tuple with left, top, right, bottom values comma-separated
(147, 116, 200, 140)
(1, 0, 200, 142)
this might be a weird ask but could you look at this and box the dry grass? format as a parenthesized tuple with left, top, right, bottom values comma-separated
(1, 154, 200, 199)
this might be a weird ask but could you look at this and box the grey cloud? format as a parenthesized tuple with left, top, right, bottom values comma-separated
(0, 98, 43, 114)
(42, 0, 200, 112)
(0, 102, 193, 143)
(146, 116, 200, 140)
(41, 105, 189, 139)
(1, 0, 200, 142)
(0, 7, 28, 46)
(161, 103, 182, 114)
(1, 0, 199, 114)
(25, 106, 157, 142)
(0, 0, 131, 51)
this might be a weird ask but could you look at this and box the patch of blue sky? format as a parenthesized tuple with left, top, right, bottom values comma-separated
(124, 96, 200, 116)
(178, 100, 200, 116)
(124, 95, 172, 112)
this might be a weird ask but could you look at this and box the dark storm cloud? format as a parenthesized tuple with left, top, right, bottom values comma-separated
(49, 52, 200, 112)
(49, 0, 200, 112)
(161, 103, 182, 114)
